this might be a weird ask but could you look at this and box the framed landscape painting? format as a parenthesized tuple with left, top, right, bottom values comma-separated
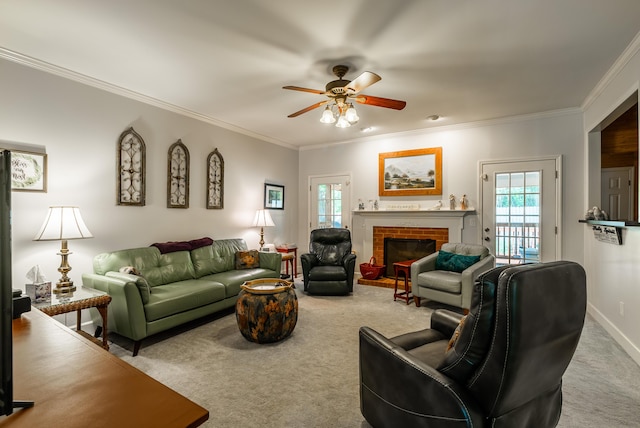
(379, 147, 442, 196)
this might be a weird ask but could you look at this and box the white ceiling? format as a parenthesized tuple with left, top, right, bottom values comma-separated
(1, 0, 640, 149)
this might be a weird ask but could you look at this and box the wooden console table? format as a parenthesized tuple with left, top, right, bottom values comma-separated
(1, 309, 208, 428)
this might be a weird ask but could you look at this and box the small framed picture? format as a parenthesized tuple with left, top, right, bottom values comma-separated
(264, 183, 284, 210)
(9, 150, 48, 192)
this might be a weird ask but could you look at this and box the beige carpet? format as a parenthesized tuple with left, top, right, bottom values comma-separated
(108, 280, 640, 427)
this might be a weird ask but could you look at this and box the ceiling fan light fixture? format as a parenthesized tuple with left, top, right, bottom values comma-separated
(320, 105, 336, 123)
(335, 113, 351, 128)
(345, 103, 359, 123)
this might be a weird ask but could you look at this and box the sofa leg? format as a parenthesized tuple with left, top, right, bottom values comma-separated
(94, 326, 103, 338)
(132, 340, 142, 357)
(414, 296, 421, 307)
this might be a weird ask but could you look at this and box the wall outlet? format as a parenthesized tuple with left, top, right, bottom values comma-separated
(619, 301, 624, 317)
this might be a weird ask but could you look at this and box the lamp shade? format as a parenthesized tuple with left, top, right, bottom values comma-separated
(33, 206, 93, 241)
(251, 209, 275, 228)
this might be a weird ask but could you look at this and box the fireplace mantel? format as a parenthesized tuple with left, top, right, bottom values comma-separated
(353, 209, 474, 217)
(351, 209, 477, 265)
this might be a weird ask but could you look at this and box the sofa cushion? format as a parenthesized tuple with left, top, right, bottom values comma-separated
(141, 251, 196, 287)
(143, 279, 226, 322)
(191, 239, 249, 277)
(435, 250, 481, 273)
(417, 270, 462, 294)
(235, 250, 260, 269)
(92, 247, 161, 276)
(201, 269, 279, 298)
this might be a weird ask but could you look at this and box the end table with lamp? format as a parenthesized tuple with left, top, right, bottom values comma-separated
(31, 206, 111, 350)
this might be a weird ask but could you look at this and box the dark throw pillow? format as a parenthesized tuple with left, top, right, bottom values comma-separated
(435, 250, 481, 273)
(235, 250, 260, 270)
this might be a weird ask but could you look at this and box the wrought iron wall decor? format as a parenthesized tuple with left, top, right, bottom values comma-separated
(206, 148, 224, 209)
(167, 140, 190, 208)
(117, 127, 146, 206)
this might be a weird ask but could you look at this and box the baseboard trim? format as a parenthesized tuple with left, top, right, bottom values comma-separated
(587, 303, 640, 367)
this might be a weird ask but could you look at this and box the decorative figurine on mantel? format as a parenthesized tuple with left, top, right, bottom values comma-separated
(373, 200, 379, 210)
(358, 199, 365, 210)
(460, 194, 468, 210)
(449, 194, 456, 210)
(428, 200, 443, 210)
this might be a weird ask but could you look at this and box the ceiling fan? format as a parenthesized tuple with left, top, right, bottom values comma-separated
(283, 65, 406, 127)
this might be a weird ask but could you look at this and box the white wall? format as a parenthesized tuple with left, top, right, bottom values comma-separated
(582, 41, 640, 365)
(298, 111, 585, 265)
(0, 58, 298, 290)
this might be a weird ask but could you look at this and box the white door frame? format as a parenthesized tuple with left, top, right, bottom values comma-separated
(478, 155, 562, 261)
(307, 172, 352, 235)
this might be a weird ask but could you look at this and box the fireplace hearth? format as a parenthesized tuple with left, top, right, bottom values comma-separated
(383, 238, 436, 277)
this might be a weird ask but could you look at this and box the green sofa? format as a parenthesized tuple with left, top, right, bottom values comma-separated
(82, 238, 281, 355)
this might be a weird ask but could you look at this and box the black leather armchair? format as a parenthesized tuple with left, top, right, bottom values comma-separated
(300, 228, 356, 295)
(359, 261, 587, 428)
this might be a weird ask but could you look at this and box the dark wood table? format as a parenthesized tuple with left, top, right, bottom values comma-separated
(276, 246, 298, 278)
(1, 309, 208, 428)
(393, 259, 419, 305)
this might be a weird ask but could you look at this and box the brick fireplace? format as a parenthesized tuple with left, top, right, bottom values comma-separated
(351, 209, 474, 288)
(373, 226, 447, 272)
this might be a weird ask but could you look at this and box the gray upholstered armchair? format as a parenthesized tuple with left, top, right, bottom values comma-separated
(300, 228, 356, 295)
(411, 243, 495, 310)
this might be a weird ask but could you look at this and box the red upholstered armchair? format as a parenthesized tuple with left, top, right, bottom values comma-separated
(359, 261, 587, 428)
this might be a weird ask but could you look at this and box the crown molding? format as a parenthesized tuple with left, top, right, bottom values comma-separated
(582, 31, 640, 110)
(0, 47, 298, 150)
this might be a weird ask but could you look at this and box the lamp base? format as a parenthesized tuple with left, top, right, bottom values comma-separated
(54, 280, 76, 295)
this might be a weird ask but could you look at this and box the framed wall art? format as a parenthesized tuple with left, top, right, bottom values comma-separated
(379, 147, 442, 196)
(206, 148, 224, 209)
(264, 183, 284, 210)
(117, 127, 146, 206)
(7, 149, 47, 192)
(167, 139, 190, 209)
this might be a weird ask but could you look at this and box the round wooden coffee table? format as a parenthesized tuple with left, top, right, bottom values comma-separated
(235, 278, 298, 343)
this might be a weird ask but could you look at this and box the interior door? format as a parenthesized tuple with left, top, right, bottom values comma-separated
(480, 158, 560, 265)
(309, 175, 351, 231)
(601, 167, 633, 220)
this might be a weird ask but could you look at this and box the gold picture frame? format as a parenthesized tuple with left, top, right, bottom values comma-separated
(8, 150, 47, 192)
(379, 147, 442, 196)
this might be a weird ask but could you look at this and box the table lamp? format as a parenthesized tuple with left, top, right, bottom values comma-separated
(252, 209, 274, 250)
(33, 206, 93, 295)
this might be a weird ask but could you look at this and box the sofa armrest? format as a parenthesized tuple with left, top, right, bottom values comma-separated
(258, 251, 282, 273)
(359, 326, 483, 427)
(410, 251, 439, 283)
(82, 273, 148, 341)
(430, 309, 465, 337)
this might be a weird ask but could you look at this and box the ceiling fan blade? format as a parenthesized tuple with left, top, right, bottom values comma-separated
(287, 101, 329, 118)
(283, 85, 326, 95)
(355, 95, 406, 110)
(344, 71, 381, 94)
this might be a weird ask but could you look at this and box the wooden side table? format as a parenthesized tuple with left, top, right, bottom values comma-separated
(276, 246, 298, 278)
(393, 259, 419, 305)
(33, 286, 112, 350)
